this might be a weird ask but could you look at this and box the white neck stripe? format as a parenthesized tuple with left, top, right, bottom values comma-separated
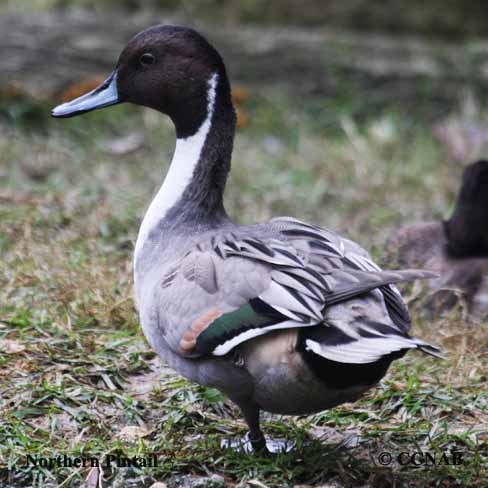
(134, 73, 218, 266)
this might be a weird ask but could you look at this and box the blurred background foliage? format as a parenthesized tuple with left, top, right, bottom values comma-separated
(2, 0, 488, 38)
(1, 2, 488, 487)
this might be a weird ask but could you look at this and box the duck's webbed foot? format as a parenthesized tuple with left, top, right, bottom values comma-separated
(248, 431, 267, 453)
(221, 432, 294, 454)
(221, 432, 268, 454)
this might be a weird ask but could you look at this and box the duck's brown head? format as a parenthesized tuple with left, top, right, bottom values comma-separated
(444, 160, 488, 257)
(52, 25, 233, 138)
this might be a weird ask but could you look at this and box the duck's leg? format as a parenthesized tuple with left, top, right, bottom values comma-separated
(239, 401, 267, 452)
(235, 401, 295, 454)
(224, 396, 267, 453)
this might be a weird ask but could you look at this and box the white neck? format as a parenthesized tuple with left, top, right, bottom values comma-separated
(134, 73, 218, 267)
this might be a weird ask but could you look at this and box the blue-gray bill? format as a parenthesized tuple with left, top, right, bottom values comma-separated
(51, 72, 119, 118)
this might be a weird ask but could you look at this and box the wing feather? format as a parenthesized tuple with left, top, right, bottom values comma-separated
(161, 217, 439, 360)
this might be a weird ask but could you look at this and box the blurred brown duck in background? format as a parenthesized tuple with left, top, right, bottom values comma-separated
(387, 160, 488, 322)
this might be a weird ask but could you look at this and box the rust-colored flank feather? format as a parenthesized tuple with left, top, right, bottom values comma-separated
(179, 308, 223, 353)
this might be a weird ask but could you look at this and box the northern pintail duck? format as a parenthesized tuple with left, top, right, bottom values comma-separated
(388, 160, 488, 321)
(53, 25, 442, 452)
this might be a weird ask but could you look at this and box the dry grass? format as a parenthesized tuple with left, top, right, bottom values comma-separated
(0, 87, 487, 487)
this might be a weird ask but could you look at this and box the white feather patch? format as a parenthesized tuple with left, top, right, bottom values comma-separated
(271, 270, 323, 300)
(259, 281, 323, 321)
(304, 336, 418, 364)
(134, 73, 219, 266)
(213, 320, 301, 356)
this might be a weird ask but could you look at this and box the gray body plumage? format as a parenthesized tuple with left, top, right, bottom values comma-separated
(136, 217, 439, 415)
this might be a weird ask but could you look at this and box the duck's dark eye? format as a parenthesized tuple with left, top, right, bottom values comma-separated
(139, 53, 155, 66)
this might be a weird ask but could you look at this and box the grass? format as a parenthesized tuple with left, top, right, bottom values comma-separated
(0, 84, 487, 487)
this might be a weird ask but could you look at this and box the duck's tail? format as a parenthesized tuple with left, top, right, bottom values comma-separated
(412, 337, 446, 360)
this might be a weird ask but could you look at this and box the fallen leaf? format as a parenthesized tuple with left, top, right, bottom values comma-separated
(119, 424, 151, 441)
(60, 77, 105, 103)
(0, 339, 26, 354)
(81, 466, 101, 488)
